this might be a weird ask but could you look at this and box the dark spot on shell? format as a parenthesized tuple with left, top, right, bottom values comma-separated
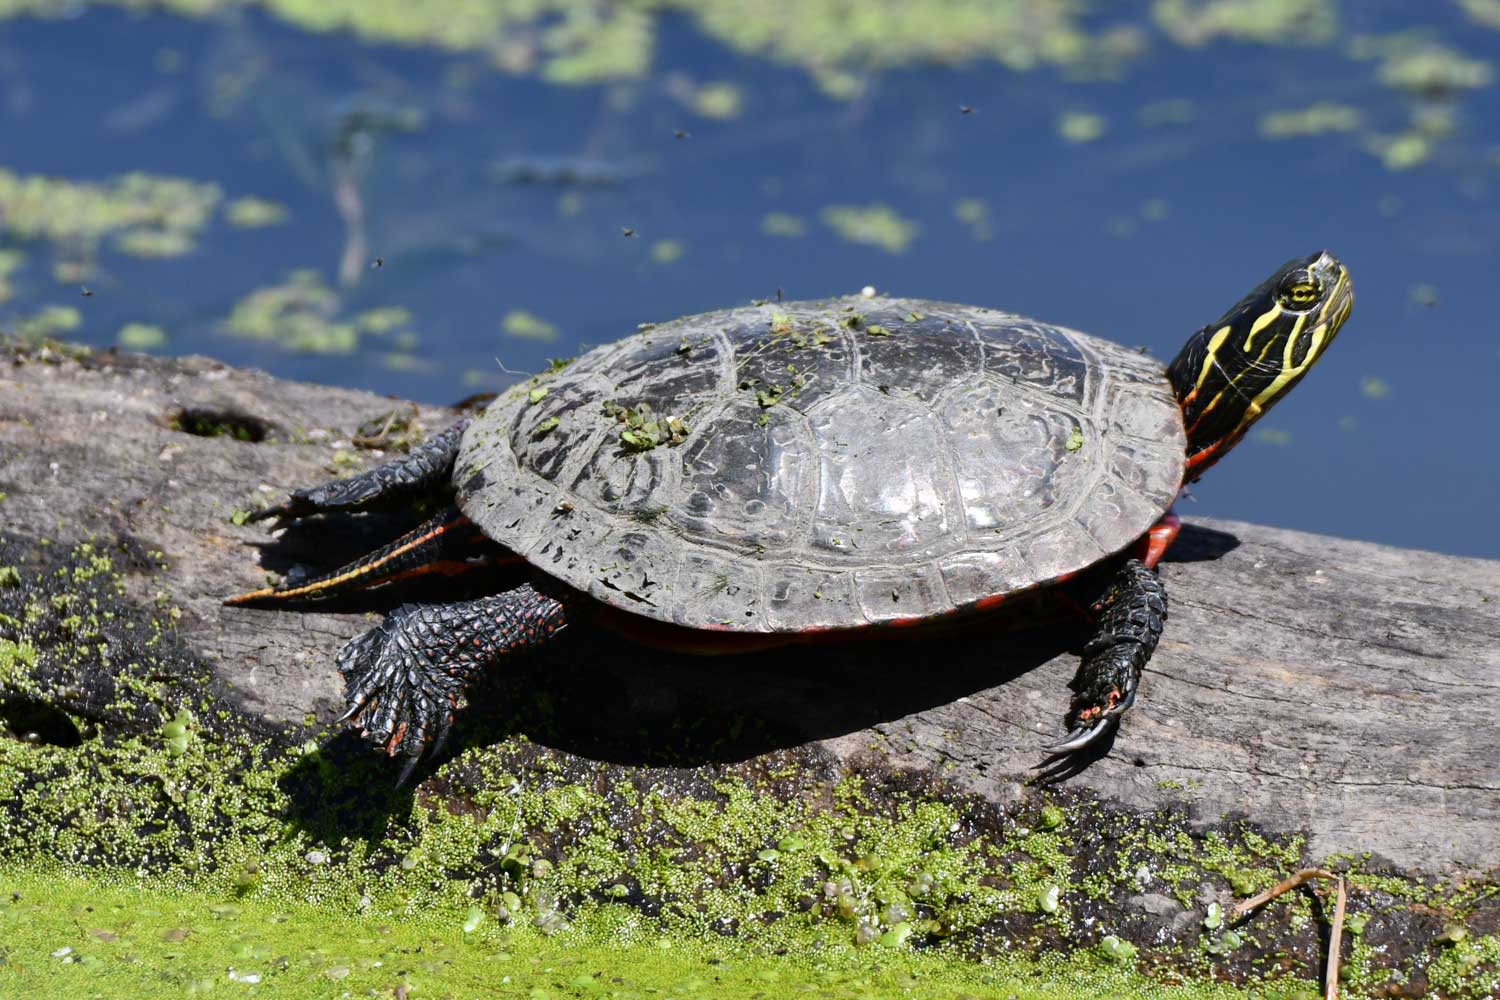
(461, 470, 491, 497)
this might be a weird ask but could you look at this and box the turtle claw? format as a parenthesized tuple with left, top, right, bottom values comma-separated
(333, 604, 463, 776)
(1031, 716, 1120, 785)
(1043, 719, 1112, 755)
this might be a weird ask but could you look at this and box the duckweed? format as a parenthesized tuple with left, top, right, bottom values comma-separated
(820, 203, 919, 254)
(501, 309, 560, 342)
(219, 271, 421, 356)
(0, 168, 220, 266)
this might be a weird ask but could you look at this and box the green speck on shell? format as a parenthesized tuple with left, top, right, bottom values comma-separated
(528, 386, 549, 404)
(1065, 427, 1085, 452)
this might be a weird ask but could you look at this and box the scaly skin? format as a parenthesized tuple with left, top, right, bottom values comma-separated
(336, 583, 570, 783)
(1034, 559, 1167, 783)
(225, 506, 493, 606)
(247, 419, 470, 525)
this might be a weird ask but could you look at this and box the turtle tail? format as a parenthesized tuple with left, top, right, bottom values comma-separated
(224, 506, 509, 607)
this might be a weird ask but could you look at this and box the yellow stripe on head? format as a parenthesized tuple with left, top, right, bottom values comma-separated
(1241, 304, 1283, 353)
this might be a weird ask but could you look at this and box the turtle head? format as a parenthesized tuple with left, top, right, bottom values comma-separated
(1167, 250, 1352, 480)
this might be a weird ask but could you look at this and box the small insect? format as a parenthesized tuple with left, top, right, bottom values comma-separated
(673, 129, 690, 139)
(370, 257, 384, 269)
(959, 104, 974, 115)
(621, 227, 636, 238)
(80, 286, 93, 298)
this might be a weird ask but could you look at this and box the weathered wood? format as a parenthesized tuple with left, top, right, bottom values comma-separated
(2, 340, 1498, 879)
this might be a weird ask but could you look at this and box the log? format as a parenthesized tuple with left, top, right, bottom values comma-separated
(2, 340, 1497, 872)
(3, 338, 1499, 992)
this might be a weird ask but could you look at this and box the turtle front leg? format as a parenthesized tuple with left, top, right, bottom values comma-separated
(1036, 559, 1167, 778)
(336, 582, 569, 782)
(249, 418, 470, 525)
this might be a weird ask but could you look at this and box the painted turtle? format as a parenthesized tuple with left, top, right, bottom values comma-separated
(228, 252, 1352, 782)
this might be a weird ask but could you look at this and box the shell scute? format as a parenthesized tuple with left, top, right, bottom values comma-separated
(458, 296, 1186, 631)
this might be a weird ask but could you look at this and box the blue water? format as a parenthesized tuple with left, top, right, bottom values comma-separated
(2, 4, 1498, 558)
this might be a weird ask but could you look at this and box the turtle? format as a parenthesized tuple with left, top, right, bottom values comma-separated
(227, 251, 1353, 783)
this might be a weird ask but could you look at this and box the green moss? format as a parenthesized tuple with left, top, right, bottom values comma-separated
(0, 537, 1489, 996)
(1427, 933, 1500, 995)
(0, 867, 1282, 999)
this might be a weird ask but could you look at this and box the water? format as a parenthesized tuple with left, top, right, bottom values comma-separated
(2, 1, 1497, 558)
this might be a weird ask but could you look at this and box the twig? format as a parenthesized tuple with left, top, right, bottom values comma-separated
(1231, 868, 1346, 1000)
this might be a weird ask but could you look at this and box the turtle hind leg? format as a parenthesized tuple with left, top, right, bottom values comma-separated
(224, 506, 500, 607)
(1033, 558, 1167, 783)
(248, 418, 470, 526)
(336, 583, 571, 783)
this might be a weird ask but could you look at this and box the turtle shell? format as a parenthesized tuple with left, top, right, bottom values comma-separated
(456, 296, 1185, 632)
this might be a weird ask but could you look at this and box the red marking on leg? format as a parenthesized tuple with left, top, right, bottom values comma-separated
(1136, 512, 1181, 569)
(385, 721, 408, 755)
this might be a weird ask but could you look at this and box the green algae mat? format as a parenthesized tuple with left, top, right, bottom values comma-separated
(1, 869, 1267, 1000)
(0, 459, 1497, 998)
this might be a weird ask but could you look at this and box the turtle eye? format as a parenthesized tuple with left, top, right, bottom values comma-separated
(1276, 272, 1322, 310)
